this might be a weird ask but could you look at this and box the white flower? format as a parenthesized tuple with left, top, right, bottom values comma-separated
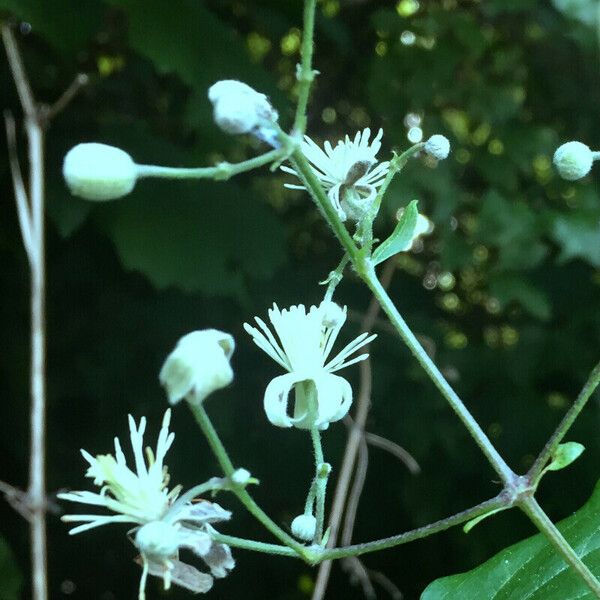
(244, 301, 376, 430)
(281, 128, 390, 222)
(424, 134, 451, 160)
(553, 141, 594, 181)
(159, 330, 235, 405)
(58, 411, 234, 599)
(63, 143, 137, 201)
(208, 79, 278, 135)
(291, 514, 317, 542)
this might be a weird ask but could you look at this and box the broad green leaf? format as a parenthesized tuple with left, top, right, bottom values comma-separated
(422, 480, 600, 600)
(545, 442, 585, 473)
(0, 536, 22, 600)
(372, 200, 419, 265)
(552, 0, 598, 26)
(105, 0, 286, 127)
(551, 212, 600, 268)
(489, 273, 552, 321)
(95, 178, 286, 298)
(0, 0, 102, 54)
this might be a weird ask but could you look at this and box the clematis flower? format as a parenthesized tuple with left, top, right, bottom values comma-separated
(159, 330, 235, 405)
(58, 410, 234, 599)
(281, 128, 390, 222)
(244, 301, 376, 430)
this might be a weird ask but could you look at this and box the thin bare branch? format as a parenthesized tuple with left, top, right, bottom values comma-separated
(364, 432, 421, 475)
(4, 110, 34, 260)
(1, 24, 36, 118)
(45, 73, 89, 122)
(312, 259, 399, 600)
(342, 556, 377, 599)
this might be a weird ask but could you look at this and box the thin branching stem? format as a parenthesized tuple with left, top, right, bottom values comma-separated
(528, 361, 600, 484)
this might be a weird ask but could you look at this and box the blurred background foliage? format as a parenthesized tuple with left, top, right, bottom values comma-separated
(1, 0, 600, 598)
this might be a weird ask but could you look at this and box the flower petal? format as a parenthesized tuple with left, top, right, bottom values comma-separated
(263, 372, 307, 428)
(313, 373, 353, 429)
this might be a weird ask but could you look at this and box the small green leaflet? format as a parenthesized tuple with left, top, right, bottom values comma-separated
(422, 479, 600, 600)
(545, 442, 585, 473)
(372, 200, 419, 266)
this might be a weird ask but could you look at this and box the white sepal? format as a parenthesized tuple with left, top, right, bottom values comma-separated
(63, 143, 137, 201)
(159, 329, 235, 405)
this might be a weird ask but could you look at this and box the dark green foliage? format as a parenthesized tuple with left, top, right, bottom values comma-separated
(1, 1, 600, 598)
(423, 480, 600, 599)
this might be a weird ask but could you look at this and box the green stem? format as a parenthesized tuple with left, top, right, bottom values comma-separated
(528, 361, 600, 484)
(323, 253, 350, 301)
(319, 495, 506, 561)
(520, 496, 600, 598)
(293, 0, 318, 134)
(188, 403, 309, 558)
(311, 426, 328, 544)
(363, 142, 425, 249)
(362, 270, 514, 483)
(290, 147, 514, 485)
(135, 148, 284, 181)
(210, 533, 300, 558)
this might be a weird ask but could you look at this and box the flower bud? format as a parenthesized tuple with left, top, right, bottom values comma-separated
(291, 514, 316, 542)
(135, 521, 180, 558)
(553, 141, 594, 181)
(208, 80, 278, 135)
(320, 301, 345, 329)
(63, 143, 137, 201)
(159, 330, 235, 405)
(231, 468, 251, 486)
(424, 135, 450, 160)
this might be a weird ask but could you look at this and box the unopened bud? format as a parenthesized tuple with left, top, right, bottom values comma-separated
(424, 135, 450, 160)
(321, 301, 345, 328)
(208, 80, 278, 135)
(135, 521, 180, 558)
(231, 468, 252, 486)
(291, 514, 316, 542)
(159, 330, 235, 405)
(553, 141, 594, 181)
(63, 143, 137, 201)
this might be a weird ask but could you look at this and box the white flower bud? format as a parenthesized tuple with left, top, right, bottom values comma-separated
(159, 329, 235, 405)
(320, 301, 345, 328)
(424, 135, 450, 160)
(135, 521, 180, 558)
(208, 80, 278, 135)
(291, 514, 317, 542)
(63, 143, 137, 201)
(553, 141, 594, 181)
(230, 468, 252, 486)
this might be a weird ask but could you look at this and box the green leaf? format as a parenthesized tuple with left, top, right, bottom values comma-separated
(545, 442, 585, 473)
(422, 480, 600, 600)
(489, 273, 552, 321)
(95, 179, 286, 298)
(0, 0, 102, 55)
(552, 0, 598, 26)
(105, 0, 286, 127)
(463, 507, 507, 534)
(551, 212, 600, 268)
(372, 200, 419, 266)
(0, 536, 22, 600)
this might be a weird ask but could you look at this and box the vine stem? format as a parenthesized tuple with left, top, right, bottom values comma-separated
(135, 148, 284, 181)
(519, 496, 600, 597)
(188, 403, 310, 559)
(318, 495, 506, 561)
(528, 361, 600, 484)
(293, 0, 317, 135)
(288, 146, 514, 484)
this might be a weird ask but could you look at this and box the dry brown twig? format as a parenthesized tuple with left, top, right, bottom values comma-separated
(2, 22, 88, 600)
(311, 259, 420, 600)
